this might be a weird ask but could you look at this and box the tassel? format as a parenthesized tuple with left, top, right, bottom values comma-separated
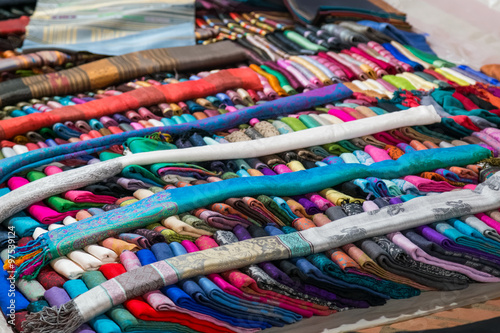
(9, 236, 51, 280)
(479, 157, 500, 167)
(22, 301, 84, 333)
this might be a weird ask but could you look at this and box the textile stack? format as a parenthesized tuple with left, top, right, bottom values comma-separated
(1, 1, 500, 333)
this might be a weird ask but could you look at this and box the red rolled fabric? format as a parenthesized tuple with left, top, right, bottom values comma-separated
(0, 68, 261, 140)
(99, 263, 237, 333)
(0, 16, 29, 35)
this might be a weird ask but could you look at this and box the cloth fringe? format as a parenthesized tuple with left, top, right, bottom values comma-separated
(22, 301, 84, 333)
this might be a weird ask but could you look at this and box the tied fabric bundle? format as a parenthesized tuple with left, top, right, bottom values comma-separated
(21, 172, 500, 333)
(0, 65, 262, 140)
(9, 145, 492, 280)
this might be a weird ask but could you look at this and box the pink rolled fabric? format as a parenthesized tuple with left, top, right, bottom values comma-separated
(376, 78, 397, 92)
(328, 109, 356, 122)
(388, 232, 500, 282)
(472, 132, 500, 156)
(367, 41, 413, 72)
(403, 175, 461, 192)
(305, 193, 334, 211)
(364, 145, 392, 162)
(310, 55, 348, 81)
(483, 128, 500, 142)
(326, 51, 368, 80)
(195, 237, 330, 317)
(285, 59, 323, 88)
(317, 52, 356, 80)
(357, 43, 404, 73)
(277, 60, 315, 89)
(362, 200, 379, 212)
(350, 47, 396, 75)
(254, 72, 278, 100)
(475, 213, 500, 233)
(44, 165, 64, 175)
(343, 50, 387, 78)
(340, 107, 366, 119)
(273, 164, 293, 174)
(64, 191, 117, 204)
(7, 177, 79, 224)
(464, 184, 477, 190)
(119, 249, 256, 333)
(312, 213, 332, 227)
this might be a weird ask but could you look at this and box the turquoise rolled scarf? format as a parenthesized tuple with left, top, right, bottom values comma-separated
(12, 145, 491, 280)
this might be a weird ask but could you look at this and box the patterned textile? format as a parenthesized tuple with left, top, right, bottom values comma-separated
(9, 145, 492, 280)
(0, 65, 260, 139)
(24, 0, 195, 55)
(22, 172, 500, 332)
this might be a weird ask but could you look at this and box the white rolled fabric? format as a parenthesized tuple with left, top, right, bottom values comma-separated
(50, 256, 85, 280)
(32, 227, 48, 240)
(67, 250, 104, 271)
(0, 249, 8, 262)
(0, 106, 441, 223)
(12, 144, 29, 155)
(84, 244, 118, 263)
(48, 223, 65, 231)
(63, 216, 79, 225)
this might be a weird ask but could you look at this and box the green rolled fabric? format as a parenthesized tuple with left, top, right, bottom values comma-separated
(283, 30, 327, 52)
(404, 45, 456, 68)
(338, 140, 358, 152)
(47, 196, 104, 212)
(39, 127, 57, 139)
(369, 107, 389, 115)
(441, 118, 473, 137)
(382, 75, 417, 91)
(261, 65, 297, 95)
(298, 115, 321, 128)
(180, 213, 218, 233)
(122, 165, 166, 186)
(124, 137, 177, 154)
(221, 172, 239, 180)
(99, 152, 122, 161)
(323, 143, 351, 155)
(26, 172, 105, 211)
(432, 90, 500, 125)
(257, 195, 293, 226)
(280, 117, 308, 131)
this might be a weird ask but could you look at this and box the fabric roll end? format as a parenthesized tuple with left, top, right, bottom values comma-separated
(22, 301, 83, 333)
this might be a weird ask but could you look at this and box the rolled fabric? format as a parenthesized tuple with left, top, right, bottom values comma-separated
(22, 173, 500, 332)
(0, 105, 440, 224)
(10, 145, 491, 280)
(0, 83, 353, 185)
(67, 250, 103, 271)
(50, 257, 85, 280)
(100, 237, 139, 255)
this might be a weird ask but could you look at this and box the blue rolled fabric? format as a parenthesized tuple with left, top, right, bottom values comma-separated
(434, 222, 500, 256)
(272, 197, 299, 220)
(358, 20, 435, 55)
(0, 264, 29, 315)
(0, 84, 353, 184)
(138, 248, 266, 329)
(448, 219, 500, 251)
(457, 65, 500, 86)
(381, 43, 424, 71)
(53, 123, 83, 140)
(63, 280, 122, 333)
